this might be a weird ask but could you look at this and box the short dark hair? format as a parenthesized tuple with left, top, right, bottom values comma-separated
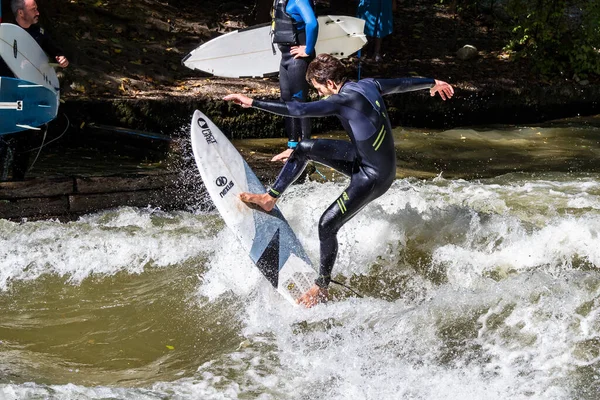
(11, 0, 25, 15)
(306, 53, 347, 86)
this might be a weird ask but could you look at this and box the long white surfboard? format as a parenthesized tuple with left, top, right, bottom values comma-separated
(0, 77, 58, 134)
(0, 23, 60, 94)
(182, 15, 366, 78)
(190, 110, 316, 304)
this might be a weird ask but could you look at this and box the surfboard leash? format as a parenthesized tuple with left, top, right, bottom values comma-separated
(27, 124, 48, 172)
(312, 164, 327, 181)
(27, 112, 70, 171)
(330, 278, 364, 298)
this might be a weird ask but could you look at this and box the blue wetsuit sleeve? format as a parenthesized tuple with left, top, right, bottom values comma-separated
(374, 78, 435, 95)
(253, 97, 340, 118)
(295, 0, 318, 55)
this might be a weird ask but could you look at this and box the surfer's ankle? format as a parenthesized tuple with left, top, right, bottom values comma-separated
(261, 194, 277, 211)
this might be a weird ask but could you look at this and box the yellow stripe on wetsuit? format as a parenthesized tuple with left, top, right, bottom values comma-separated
(372, 125, 386, 151)
(337, 191, 349, 214)
(337, 198, 347, 214)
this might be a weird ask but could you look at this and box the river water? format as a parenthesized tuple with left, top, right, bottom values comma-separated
(1, 117, 600, 399)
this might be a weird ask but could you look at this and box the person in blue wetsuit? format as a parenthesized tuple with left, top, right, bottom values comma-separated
(224, 53, 454, 307)
(357, 0, 394, 62)
(271, 0, 318, 162)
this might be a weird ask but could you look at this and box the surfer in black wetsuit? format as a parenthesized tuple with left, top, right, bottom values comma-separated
(11, 0, 69, 68)
(224, 53, 454, 307)
(1, 0, 69, 181)
(271, 0, 318, 162)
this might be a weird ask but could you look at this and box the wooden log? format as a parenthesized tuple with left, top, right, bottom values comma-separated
(0, 196, 70, 219)
(75, 173, 178, 194)
(84, 124, 174, 162)
(0, 178, 74, 200)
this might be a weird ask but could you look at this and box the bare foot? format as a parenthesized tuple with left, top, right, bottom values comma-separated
(239, 192, 277, 212)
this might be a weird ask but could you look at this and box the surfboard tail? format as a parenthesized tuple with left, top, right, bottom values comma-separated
(277, 254, 316, 305)
(0, 77, 58, 134)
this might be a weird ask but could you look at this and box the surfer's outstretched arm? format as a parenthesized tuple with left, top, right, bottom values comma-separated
(374, 78, 454, 100)
(224, 93, 340, 118)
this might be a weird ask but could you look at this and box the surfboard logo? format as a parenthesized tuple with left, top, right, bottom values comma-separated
(197, 118, 217, 144)
(13, 40, 18, 59)
(216, 176, 228, 186)
(216, 176, 234, 198)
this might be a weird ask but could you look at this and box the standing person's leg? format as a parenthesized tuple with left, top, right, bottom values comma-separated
(279, 48, 300, 143)
(279, 49, 313, 143)
(11, 129, 38, 181)
(0, 131, 32, 181)
(285, 54, 313, 141)
(373, 0, 394, 62)
(0, 136, 11, 181)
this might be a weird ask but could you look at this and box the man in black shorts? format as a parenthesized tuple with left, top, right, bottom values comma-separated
(224, 53, 454, 307)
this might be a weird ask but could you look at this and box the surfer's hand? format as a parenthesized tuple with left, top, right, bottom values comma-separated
(430, 80, 454, 100)
(290, 46, 309, 59)
(56, 56, 69, 68)
(223, 94, 253, 108)
(271, 148, 293, 163)
(297, 285, 328, 308)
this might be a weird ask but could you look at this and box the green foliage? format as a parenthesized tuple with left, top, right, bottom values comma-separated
(505, 0, 600, 78)
(438, 0, 600, 79)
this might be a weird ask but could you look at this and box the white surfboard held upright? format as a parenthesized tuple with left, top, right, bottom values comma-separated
(190, 110, 317, 304)
(182, 15, 366, 78)
(0, 23, 60, 94)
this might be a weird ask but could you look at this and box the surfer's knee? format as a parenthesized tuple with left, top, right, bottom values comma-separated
(318, 211, 341, 240)
(293, 139, 314, 158)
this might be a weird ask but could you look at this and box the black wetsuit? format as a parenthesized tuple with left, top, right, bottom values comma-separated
(0, 24, 66, 181)
(253, 77, 435, 287)
(0, 24, 65, 76)
(23, 24, 66, 61)
(273, 0, 318, 147)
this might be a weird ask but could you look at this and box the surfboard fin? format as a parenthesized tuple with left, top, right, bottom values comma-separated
(15, 124, 41, 130)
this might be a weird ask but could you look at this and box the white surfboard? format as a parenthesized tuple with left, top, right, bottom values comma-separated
(0, 77, 58, 134)
(0, 23, 60, 94)
(190, 110, 317, 304)
(182, 15, 366, 78)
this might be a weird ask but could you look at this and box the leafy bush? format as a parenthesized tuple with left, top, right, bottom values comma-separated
(504, 0, 600, 78)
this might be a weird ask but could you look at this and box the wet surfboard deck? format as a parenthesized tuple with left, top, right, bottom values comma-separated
(190, 110, 317, 304)
(182, 15, 366, 78)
